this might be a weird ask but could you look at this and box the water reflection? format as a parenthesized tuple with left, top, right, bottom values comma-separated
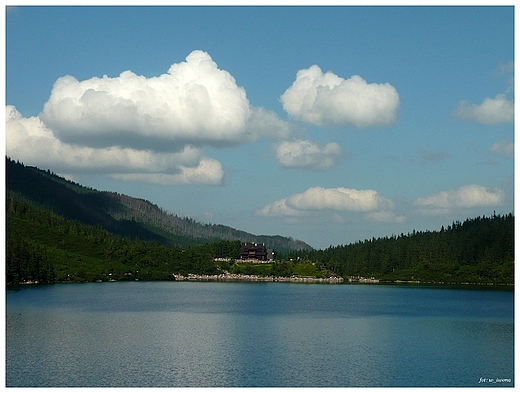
(6, 282, 514, 387)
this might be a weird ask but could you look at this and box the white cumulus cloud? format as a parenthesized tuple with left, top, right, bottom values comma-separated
(6, 50, 301, 186)
(275, 139, 343, 170)
(109, 158, 224, 186)
(414, 184, 505, 215)
(39, 50, 293, 151)
(280, 65, 400, 128)
(453, 93, 514, 125)
(256, 186, 403, 222)
(6, 105, 224, 185)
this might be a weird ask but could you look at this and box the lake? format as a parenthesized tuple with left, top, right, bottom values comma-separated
(5, 281, 514, 387)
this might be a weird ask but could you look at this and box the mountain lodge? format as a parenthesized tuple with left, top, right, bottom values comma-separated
(240, 242, 273, 261)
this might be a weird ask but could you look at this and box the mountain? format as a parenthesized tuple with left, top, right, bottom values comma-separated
(5, 157, 312, 252)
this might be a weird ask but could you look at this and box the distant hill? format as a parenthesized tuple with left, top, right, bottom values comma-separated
(6, 157, 312, 252)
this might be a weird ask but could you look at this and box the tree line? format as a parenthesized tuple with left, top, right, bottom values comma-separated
(283, 213, 514, 284)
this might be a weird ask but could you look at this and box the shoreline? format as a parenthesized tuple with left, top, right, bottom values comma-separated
(9, 274, 513, 287)
(173, 273, 344, 283)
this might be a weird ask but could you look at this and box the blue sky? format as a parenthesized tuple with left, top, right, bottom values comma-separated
(5, 6, 514, 249)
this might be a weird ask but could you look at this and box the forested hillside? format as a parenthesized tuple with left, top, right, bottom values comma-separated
(7, 193, 334, 285)
(284, 214, 514, 284)
(6, 157, 312, 252)
(6, 194, 241, 284)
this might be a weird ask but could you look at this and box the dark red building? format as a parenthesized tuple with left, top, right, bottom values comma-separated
(240, 242, 268, 261)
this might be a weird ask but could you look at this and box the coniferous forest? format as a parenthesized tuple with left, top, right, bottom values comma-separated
(6, 194, 241, 284)
(283, 213, 514, 285)
(5, 157, 514, 286)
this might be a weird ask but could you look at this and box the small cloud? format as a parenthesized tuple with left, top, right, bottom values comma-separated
(478, 160, 499, 166)
(256, 197, 305, 217)
(453, 93, 513, 125)
(246, 107, 299, 141)
(417, 148, 450, 163)
(489, 139, 513, 159)
(202, 212, 215, 220)
(414, 184, 505, 215)
(257, 186, 399, 221)
(495, 61, 514, 76)
(382, 154, 400, 163)
(493, 61, 514, 93)
(331, 214, 347, 224)
(365, 210, 407, 223)
(109, 158, 224, 186)
(280, 65, 400, 128)
(286, 187, 394, 212)
(275, 139, 343, 170)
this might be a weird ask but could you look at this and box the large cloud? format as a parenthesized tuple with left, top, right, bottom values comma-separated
(6, 105, 224, 185)
(6, 50, 301, 185)
(257, 186, 405, 223)
(414, 184, 505, 215)
(453, 94, 513, 125)
(280, 65, 400, 128)
(39, 50, 293, 151)
(275, 139, 343, 170)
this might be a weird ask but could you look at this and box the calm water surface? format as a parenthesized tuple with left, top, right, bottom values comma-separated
(6, 281, 514, 387)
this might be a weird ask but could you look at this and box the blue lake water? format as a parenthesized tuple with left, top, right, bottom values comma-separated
(5, 281, 514, 387)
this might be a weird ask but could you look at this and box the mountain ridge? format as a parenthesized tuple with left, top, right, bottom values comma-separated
(5, 157, 313, 252)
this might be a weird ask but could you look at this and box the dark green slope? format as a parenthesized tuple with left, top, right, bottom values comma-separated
(283, 214, 514, 285)
(6, 157, 168, 243)
(6, 195, 226, 284)
(6, 157, 312, 251)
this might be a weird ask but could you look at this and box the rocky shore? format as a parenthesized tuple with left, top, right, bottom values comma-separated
(348, 276, 380, 283)
(173, 273, 344, 284)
